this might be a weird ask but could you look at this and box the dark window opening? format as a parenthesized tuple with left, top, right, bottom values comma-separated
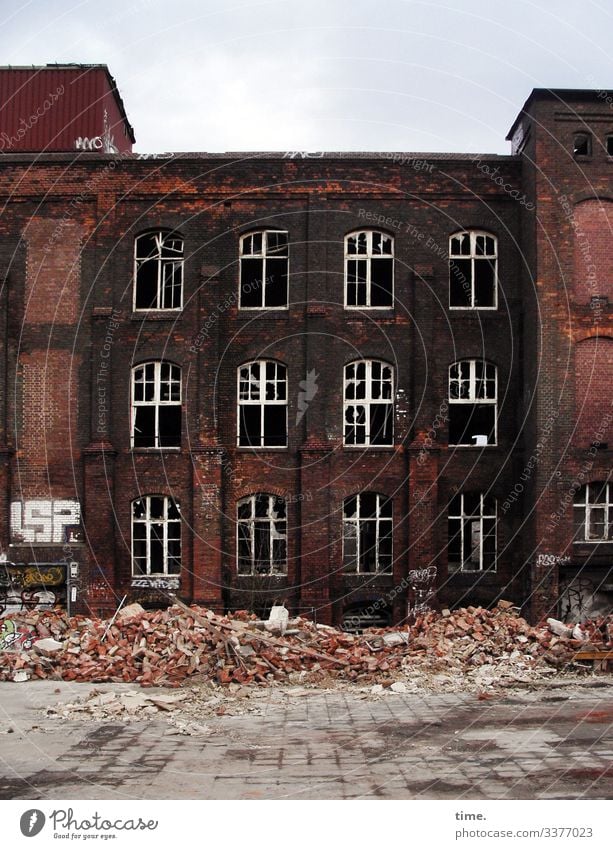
(237, 494, 287, 575)
(239, 231, 289, 308)
(238, 360, 288, 447)
(449, 405, 496, 446)
(607, 136, 613, 156)
(343, 492, 393, 574)
(574, 133, 592, 157)
(134, 231, 183, 311)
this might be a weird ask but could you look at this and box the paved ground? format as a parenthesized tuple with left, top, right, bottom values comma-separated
(1, 680, 612, 799)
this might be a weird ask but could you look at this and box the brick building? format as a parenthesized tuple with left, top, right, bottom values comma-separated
(0, 67, 611, 626)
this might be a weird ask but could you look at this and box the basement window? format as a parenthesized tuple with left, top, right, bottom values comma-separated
(573, 133, 592, 157)
(449, 231, 497, 309)
(343, 492, 393, 574)
(239, 230, 289, 308)
(134, 231, 183, 310)
(573, 481, 613, 542)
(132, 495, 181, 576)
(238, 360, 288, 447)
(448, 492, 497, 572)
(237, 494, 287, 575)
(345, 230, 394, 307)
(131, 361, 182, 448)
(448, 359, 497, 446)
(344, 360, 394, 446)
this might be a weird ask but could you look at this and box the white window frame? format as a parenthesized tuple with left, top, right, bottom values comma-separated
(343, 359, 394, 447)
(133, 230, 184, 311)
(344, 230, 394, 309)
(237, 360, 288, 448)
(131, 495, 181, 576)
(449, 230, 498, 310)
(342, 492, 393, 574)
(448, 359, 497, 446)
(131, 361, 182, 449)
(239, 229, 289, 310)
(236, 494, 288, 575)
(574, 482, 613, 542)
(448, 492, 497, 572)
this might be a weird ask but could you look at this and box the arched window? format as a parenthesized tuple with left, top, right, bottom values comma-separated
(573, 482, 613, 542)
(239, 230, 289, 308)
(448, 492, 497, 572)
(131, 361, 182, 448)
(344, 360, 394, 446)
(448, 359, 497, 446)
(343, 492, 393, 573)
(133, 230, 183, 310)
(449, 230, 497, 308)
(237, 494, 287, 574)
(132, 495, 181, 576)
(238, 360, 287, 447)
(345, 230, 394, 307)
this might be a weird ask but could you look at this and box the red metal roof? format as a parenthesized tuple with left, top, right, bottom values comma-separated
(0, 64, 134, 153)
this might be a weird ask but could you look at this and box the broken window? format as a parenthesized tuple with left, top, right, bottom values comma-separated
(134, 231, 184, 310)
(238, 360, 287, 447)
(573, 133, 592, 157)
(449, 231, 497, 309)
(132, 495, 181, 576)
(448, 359, 497, 446)
(344, 360, 394, 446)
(132, 361, 181, 448)
(448, 492, 496, 572)
(343, 492, 393, 573)
(573, 481, 613, 542)
(237, 494, 287, 575)
(345, 230, 394, 307)
(239, 230, 289, 308)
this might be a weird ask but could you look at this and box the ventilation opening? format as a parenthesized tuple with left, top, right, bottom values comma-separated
(342, 601, 391, 633)
(573, 133, 591, 157)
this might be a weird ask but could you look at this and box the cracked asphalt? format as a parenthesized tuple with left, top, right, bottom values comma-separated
(1, 680, 612, 799)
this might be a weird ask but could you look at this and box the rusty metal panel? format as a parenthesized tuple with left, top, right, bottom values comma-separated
(0, 65, 133, 153)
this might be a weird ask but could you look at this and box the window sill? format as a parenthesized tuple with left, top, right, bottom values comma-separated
(237, 308, 289, 316)
(345, 307, 395, 314)
(236, 446, 288, 451)
(573, 540, 613, 545)
(130, 447, 182, 453)
(448, 444, 498, 449)
(131, 311, 182, 321)
(343, 444, 395, 450)
(448, 307, 498, 312)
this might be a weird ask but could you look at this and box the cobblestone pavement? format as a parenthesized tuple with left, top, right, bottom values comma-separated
(1, 681, 612, 799)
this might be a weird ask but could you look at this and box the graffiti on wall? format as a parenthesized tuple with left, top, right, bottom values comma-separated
(0, 564, 65, 617)
(10, 500, 82, 544)
(131, 577, 179, 590)
(407, 566, 437, 619)
(0, 619, 35, 652)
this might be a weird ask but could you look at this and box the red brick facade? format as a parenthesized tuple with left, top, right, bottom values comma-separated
(0, 84, 611, 626)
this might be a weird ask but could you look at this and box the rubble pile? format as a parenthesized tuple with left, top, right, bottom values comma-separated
(1, 600, 611, 688)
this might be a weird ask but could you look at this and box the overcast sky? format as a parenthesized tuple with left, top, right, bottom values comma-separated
(1, 0, 612, 153)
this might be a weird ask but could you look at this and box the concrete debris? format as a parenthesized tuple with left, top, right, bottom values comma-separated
(547, 618, 574, 639)
(1, 601, 611, 690)
(33, 638, 64, 655)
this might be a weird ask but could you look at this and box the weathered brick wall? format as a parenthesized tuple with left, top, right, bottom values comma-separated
(0, 151, 527, 623)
